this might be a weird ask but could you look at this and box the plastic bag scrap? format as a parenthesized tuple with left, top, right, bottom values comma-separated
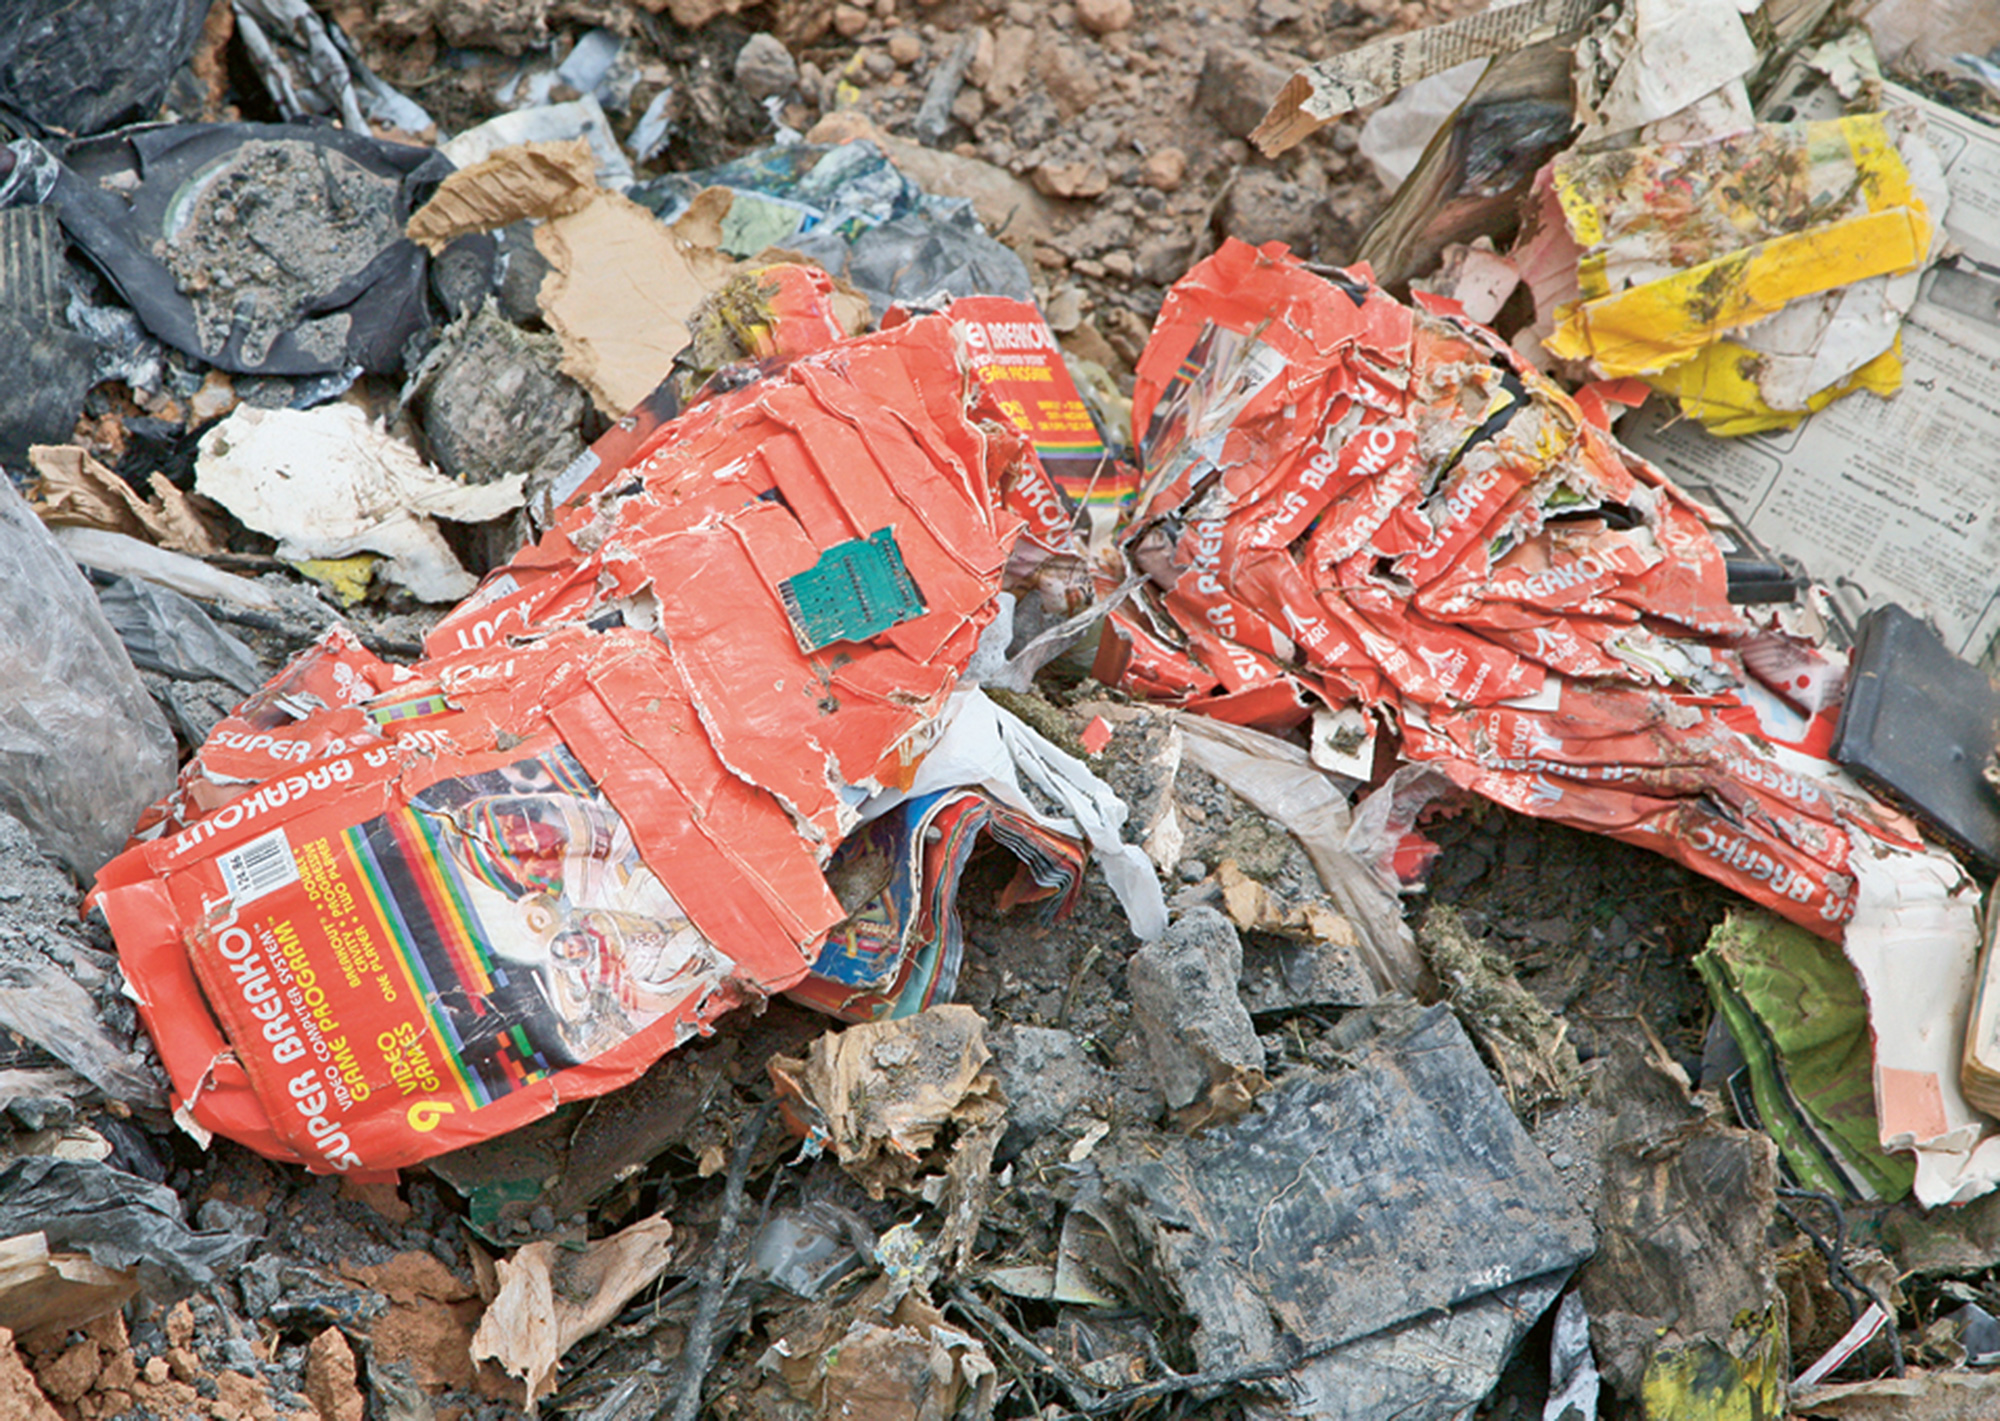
(16, 123, 460, 376)
(0, 1158, 256, 1300)
(1542, 110, 1950, 434)
(1094, 238, 1930, 942)
(94, 301, 1137, 1175)
(231, 0, 434, 140)
(0, 0, 207, 138)
(93, 576, 266, 696)
(633, 140, 1035, 320)
(0, 476, 176, 882)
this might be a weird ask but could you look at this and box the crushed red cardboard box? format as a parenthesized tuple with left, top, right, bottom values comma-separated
(1095, 238, 1926, 936)
(94, 287, 1103, 1175)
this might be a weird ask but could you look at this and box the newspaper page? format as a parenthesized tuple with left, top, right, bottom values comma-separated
(1621, 79, 2000, 663)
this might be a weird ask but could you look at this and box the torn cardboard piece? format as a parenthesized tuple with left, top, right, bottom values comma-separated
(0, 1233, 138, 1337)
(27, 445, 222, 555)
(403, 139, 599, 253)
(403, 138, 744, 420)
(536, 191, 744, 418)
(195, 404, 526, 602)
(470, 1214, 674, 1406)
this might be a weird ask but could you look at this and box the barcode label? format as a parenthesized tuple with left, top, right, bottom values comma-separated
(217, 828, 300, 904)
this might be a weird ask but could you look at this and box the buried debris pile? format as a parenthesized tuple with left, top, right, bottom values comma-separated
(9, 0, 2000, 1416)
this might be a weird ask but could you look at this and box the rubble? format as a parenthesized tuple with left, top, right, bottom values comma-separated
(4, 1, 2000, 1417)
(1126, 906, 1265, 1119)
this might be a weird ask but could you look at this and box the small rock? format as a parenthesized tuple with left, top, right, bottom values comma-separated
(950, 87, 986, 126)
(35, 1341, 100, 1405)
(196, 1198, 265, 1237)
(1140, 145, 1187, 192)
(964, 24, 996, 86)
(1128, 907, 1266, 1112)
(1033, 160, 1109, 199)
(863, 48, 898, 80)
(832, 3, 869, 36)
(1076, 0, 1135, 33)
(1198, 45, 1293, 138)
(1101, 250, 1135, 279)
(1044, 286, 1084, 332)
(1135, 233, 1194, 284)
(887, 30, 923, 66)
(0, 1329, 61, 1421)
(304, 1329, 365, 1421)
(1219, 169, 1323, 255)
(1099, 305, 1150, 366)
(734, 33, 798, 101)
(983, 24, 1036, 102)
(1038, 42, 1101, 115)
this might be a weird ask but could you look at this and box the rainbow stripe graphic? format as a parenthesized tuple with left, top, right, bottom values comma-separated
(494, 1024, 554, 1089)
(344, 822, 489, 1109)
(366, 693, 455, 726)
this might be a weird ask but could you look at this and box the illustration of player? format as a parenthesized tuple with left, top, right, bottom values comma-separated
(357, 749, 732, 1098)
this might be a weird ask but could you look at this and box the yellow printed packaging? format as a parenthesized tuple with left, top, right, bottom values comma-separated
(1545, 113, 1938, 433)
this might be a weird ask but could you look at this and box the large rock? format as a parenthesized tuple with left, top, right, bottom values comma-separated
(1219, 169, 1335, 258)
(735, 33, 798, 101)
(1197, 45, 1294, 140)
(1128, 908, 1265, 1112)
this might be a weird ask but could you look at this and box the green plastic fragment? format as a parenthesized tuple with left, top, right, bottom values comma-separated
(1696, 911, 1913, 1203)
(779, 528, 926, 652)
